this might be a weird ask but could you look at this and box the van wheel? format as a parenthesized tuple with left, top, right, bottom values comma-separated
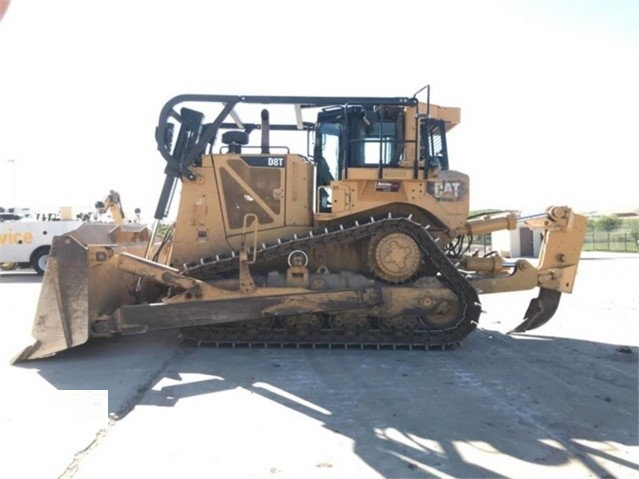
(32, 249, 50, 275)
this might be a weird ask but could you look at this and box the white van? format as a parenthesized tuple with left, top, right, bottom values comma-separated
(0, 207, 83, 274)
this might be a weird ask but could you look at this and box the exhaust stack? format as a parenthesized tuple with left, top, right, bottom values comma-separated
(261, 109, 270, 154)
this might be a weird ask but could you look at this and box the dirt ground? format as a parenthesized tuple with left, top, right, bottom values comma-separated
(0, 252, 637, 478)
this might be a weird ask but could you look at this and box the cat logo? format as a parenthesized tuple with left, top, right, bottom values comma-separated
(427, 181, 463, 202)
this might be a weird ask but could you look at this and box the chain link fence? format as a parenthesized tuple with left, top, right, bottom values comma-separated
(582, 231, 639, 253)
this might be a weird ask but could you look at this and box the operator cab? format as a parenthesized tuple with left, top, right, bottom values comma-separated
(313, 105, 450, 186)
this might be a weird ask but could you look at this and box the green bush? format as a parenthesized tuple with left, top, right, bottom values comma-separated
(630, 221, 639, 244)
(596, 216, 623, 232)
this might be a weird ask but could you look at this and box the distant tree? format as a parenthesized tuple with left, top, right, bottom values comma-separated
(157, 222, 171, 238)
(586, 218, 597, 231)
(629, 221, 639, 244)
(596, 216, 622, 232)
(468, 209, 511, 219)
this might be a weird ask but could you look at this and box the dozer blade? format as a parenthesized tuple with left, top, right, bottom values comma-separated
(508, 287, 561, 334)
(11, 223, 150, 364)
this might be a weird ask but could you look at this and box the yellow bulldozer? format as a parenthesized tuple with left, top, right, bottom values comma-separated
(13, 89, 587, 362)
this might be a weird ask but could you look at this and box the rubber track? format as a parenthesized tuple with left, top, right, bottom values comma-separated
(180, 217, 481, 348)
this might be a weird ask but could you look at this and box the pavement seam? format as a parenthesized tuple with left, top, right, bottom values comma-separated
(57, 345, 188, 479)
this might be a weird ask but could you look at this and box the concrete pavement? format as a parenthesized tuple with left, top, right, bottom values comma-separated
(1, 253, 637, 478)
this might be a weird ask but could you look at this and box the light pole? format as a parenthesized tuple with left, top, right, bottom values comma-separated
(6, 159, 16, 207)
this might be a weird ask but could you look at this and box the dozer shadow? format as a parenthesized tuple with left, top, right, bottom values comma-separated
(16, 329, 638, 478)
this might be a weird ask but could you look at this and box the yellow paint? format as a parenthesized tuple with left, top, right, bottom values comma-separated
(0, 229, 33, 245)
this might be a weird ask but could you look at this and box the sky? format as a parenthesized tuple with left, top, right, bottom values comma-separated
(1, 0, 638, 221)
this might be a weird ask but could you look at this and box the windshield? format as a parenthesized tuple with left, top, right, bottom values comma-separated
(317, 122, 341, 180)
(421, 119, 449, 170)
(360, 120, 398, 166)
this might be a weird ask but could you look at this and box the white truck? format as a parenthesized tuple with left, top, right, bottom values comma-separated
(1, 192, 139, 274)
(0, 207, 83, 274)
